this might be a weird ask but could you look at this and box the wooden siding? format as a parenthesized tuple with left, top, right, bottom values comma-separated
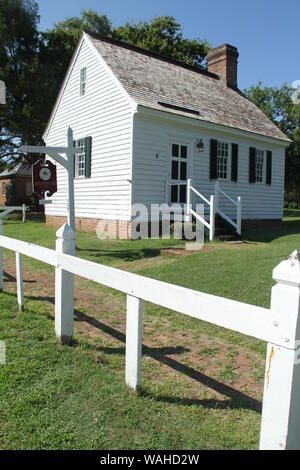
(132, 113, 286, 221)
(45, 37, 135, 222)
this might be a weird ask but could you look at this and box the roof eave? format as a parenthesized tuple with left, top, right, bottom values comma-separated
(136, 104, 292, 147)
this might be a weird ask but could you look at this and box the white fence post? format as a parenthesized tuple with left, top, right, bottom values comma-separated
(186, 178, 192, 223)
(16, 252, 24, 311)
(260, 250, 300, 450)
(55, 224, 75, 345)
(66, 127, 76, 232)
(209, 195, 215, 242)
(22, 204, 26, 223)
(237, 197, 242, 236)
(214, 181, 220, 213)
(125, 295, 143, 390)
(0, 220, 3, 292)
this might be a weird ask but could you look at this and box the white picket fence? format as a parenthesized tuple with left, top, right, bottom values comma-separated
(0, 204, 28, 222)
(0, 220, 300, 450)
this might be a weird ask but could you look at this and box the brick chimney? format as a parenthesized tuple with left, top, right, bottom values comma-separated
(207, 44, 239, 89)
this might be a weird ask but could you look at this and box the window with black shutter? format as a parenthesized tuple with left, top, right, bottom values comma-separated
(84, 136, 92, 178)
(266, 151, 272, 185)
(249, 147, 256, 183)
(231, 143, 238, 182)
(210, 139, 218, 180)
(73, 136, 92, 178)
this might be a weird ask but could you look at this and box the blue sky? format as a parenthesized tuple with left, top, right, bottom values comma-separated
(37, 0, 299, 91)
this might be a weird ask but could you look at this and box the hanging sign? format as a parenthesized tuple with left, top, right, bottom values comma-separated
(32, 159, 57, 198)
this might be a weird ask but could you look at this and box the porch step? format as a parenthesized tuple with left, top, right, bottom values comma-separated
(214, 214, 241, 241)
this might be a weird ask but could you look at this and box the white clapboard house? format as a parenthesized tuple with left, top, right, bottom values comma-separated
(43, 31, 291, 238)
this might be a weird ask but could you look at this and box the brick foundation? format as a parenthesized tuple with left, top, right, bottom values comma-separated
(46, 215, 131, 239)
(47, 215, 283, 239)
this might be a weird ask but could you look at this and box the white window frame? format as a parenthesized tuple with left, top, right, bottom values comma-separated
(74, 139, 86, 178)
(217, 141, 230, 180)
(255, 149, 265, 183)
(2, 182, 7, 197)
(80, 67, 87, 97)
(170, 141, 189, 205)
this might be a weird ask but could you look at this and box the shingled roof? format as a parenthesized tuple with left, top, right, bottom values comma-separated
(87, 32, 290, 143)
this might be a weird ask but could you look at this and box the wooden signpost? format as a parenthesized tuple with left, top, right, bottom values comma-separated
(20, 127, 81, 344)
(20, 127, 80, 231)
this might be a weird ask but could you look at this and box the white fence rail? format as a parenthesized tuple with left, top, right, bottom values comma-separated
(187, 179, 215, 242)
(214, 182, 242, 236)
(0, 221, 300, 449)
(0, 204, 28, 223)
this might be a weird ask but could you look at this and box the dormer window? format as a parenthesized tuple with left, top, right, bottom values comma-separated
(80, 67, 86, 96)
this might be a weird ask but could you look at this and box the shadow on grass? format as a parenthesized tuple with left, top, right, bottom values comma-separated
(76, 246, 161, 263)
(25, 291, 261, 413)
(244, 217, 300, 244)
(4, 271, 37, 284)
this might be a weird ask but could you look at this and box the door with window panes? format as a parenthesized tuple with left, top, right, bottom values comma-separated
(170, 143, 188, 204)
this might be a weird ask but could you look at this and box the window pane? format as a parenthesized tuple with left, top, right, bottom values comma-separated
(180, 162, 187, 181)
(80, 67, 86, 96)
(171, 185, 178, 203)
(172, 144, 179, 157)
(217, 141, 228, 179)
(181, 146, 187, 159)
(255, 149, 264, 183)
(172, 161, 179, 180)
(180, 185, 187, 203)
(75, 139, 86, 177)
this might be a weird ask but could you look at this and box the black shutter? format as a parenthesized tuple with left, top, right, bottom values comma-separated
(73, 140, 76, 178)
(84, 136, 92, 178)
(266, 150, 272, 185)
(231, 143, 238, 182)
(249, 147, 256, 184)
(210, 139, 218, 180)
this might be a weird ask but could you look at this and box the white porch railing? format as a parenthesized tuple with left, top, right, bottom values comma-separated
(214, 181, 242, 236)
(0, 204, 28, 223)
(187, 179, 215, 242)
(1, 221, 300, 449)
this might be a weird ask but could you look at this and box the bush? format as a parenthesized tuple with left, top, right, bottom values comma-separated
(288, 202, 299, 209)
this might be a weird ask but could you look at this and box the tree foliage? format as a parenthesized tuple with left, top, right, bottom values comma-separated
(245, 82, 300, 203)
(0, 0, 40, 160)
(4, 3, 299, 205)
(0, 7, 210, 165)
(114, 16, 209, 67)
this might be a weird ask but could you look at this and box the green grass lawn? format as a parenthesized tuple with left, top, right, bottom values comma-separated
(0, 210, 300, 450)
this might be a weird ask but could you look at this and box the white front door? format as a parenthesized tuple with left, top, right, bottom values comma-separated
(170, 142, 188, 204)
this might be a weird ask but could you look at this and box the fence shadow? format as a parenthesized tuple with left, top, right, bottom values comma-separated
(3, 271, 37, 284)
(76, 247, 161, 263)
(74, 309, 262, 413)
(24, 293, 262, 413)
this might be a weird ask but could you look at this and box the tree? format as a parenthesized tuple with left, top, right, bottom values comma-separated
(115, 16, 209, 68)
(1, 7, 209, 165)
(245, 82, 300, 203)
(37, 10, 113, 130)
(0, 0, 40, 161)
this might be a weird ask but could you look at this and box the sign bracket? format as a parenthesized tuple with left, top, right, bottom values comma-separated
(20, 127, 80, 233)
